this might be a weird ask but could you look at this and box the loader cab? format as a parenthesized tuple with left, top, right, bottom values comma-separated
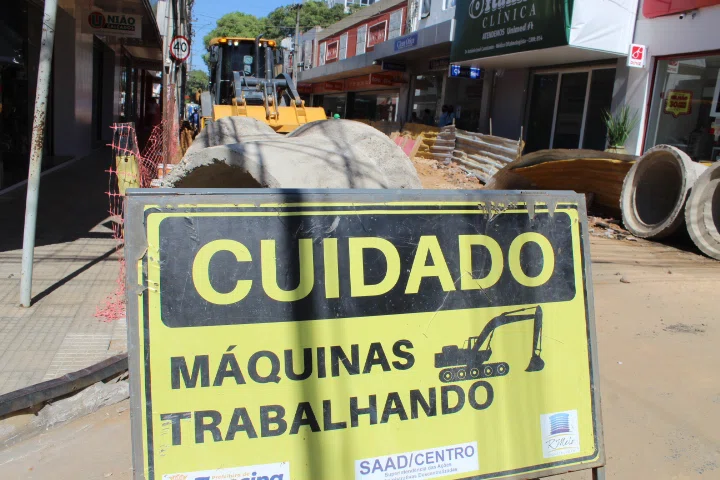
(207, 38, 283, 107)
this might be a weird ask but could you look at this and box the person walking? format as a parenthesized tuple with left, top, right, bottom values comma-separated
(190, 107, 200, 130)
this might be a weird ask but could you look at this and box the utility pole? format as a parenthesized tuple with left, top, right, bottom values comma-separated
(293, 3, 301, 81)
(20, 0, 58, 307)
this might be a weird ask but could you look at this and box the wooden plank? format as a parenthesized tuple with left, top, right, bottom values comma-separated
(0, 353, 128, 417)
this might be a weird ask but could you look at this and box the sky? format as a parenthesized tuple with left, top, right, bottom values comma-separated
(190, 0, 295, 71)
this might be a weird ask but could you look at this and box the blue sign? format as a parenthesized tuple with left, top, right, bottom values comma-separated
(394, 32, 419, 52)
(449, 64, 483, 79)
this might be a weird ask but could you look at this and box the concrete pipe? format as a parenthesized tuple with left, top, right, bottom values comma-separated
(620, 145, 706, 239)
(685, 162, 720, 260)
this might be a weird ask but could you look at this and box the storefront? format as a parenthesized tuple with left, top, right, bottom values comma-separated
(525, 65, 616, 152)
(451, 0, 638, 144)
(643, 53, 720, 161)
(306, 73, 404, 120)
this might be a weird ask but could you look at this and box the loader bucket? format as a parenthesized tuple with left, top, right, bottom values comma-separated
(212, 103, 327, 134)
(526, 354, 545, 372)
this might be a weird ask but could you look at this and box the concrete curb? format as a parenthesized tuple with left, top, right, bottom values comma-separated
(0, 353, 127, 418)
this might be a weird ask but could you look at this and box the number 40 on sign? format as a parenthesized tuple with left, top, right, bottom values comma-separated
(170, 35, 190, 63)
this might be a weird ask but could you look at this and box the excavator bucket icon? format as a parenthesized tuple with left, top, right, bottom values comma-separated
(434, 306, 545, 383)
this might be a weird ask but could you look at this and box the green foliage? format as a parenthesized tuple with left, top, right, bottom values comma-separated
(603, 105, 639, 147)
(200, 2, 353, 67)
(202, 12, 267, 50)
(264, 1, 349, 41)
(187, 70, 209, 94)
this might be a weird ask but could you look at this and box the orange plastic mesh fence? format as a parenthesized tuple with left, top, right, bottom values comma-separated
(96, 85, 180, 321)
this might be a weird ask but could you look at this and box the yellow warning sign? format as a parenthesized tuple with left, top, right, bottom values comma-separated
(126, 192, 604, 480)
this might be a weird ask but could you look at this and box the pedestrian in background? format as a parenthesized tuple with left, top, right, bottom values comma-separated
(423, 108, 434, 126)
(438, 105, 450, 127)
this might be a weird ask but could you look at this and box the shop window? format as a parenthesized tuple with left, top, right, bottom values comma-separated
(421, 0, 431, 18)
(443, 0, 456, 9)
(340, 33, 348, 60)
(389, 10, 403, 39)
(303, 41, 313, 68)
(357, 25, 367, 55)
(645, 54, 720, 161)
(411, 74, 442, 125)
(319, 42, 326, 66)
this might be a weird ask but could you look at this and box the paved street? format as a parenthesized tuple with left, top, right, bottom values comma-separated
(1, 236, 718, 479)
(0, 149, 126, 395)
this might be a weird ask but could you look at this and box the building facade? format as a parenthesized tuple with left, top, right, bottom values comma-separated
(298, 0, 463, 125)
(0, 0, 190, 190)
(618, 0, 720, 159)
(326, 0, 383, 12)
(447, 0, 718, 158)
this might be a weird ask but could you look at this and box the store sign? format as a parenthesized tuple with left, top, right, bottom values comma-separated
(429, 57, 450, 71)
(450, 64, 482, 79)
(323, 81, 344, 91)
(381, 61, 407, 72)
(297, 83, 313, 94)
(84, 10, 142, 38)
(627, 44, 647, 68)
(347, 76, 372, 90)
(394, 32, 419, 52)
(451, 0, 570, 62)
(326, 41, 339, 62)
(664, 90, 693, 118)
(370, 74, 396, 86)
(643, 0, 720, 19)
(368, 21, 387, 48)
(126, 191, 604, 480)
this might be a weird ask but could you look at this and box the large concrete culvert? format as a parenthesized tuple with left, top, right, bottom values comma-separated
(685, 162, 720, 260)
(164, 117, 422, 189)
(620, 145, 706, 239)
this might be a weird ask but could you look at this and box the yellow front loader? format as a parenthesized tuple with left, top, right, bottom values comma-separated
(201, 35, 326, 133)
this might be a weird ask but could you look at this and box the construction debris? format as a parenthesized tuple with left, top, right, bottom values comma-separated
(487, 149, 637, 217)
(451, 127, 524, 183)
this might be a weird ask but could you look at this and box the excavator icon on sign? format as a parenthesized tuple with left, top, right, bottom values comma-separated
(434, 306, 545, 383)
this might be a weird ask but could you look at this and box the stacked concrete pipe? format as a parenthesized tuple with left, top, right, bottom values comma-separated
(684, 162, 720, 260)
(620, 145, 706, 239)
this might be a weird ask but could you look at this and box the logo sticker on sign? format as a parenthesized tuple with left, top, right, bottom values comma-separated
(628, 44, 647, 68)
(540, 410, 581, 458)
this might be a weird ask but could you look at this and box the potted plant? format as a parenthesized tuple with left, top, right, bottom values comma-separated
(603, 105, 639, 154)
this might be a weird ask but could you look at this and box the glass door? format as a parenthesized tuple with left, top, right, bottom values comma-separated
(552, 72, 588, 148)
(526, 67, 616, 152)
(526, 74, 559, 152)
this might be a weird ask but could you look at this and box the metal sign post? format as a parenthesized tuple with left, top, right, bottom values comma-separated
(125, 190, 605, 480)
(20, 0, 58, 307)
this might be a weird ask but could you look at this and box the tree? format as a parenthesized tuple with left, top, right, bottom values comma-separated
(264, 1, 350, 40)
(187, 70, 209, 96)
(202, 12, 266, 51)
(201, 4, 354, 67)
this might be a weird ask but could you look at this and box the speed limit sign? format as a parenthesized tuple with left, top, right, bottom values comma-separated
(170, 35, 190, 63)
